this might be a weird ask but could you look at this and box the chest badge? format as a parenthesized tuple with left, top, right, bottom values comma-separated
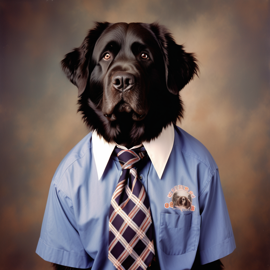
(164, 185, 196, 212)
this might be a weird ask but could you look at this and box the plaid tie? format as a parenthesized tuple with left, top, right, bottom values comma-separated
(108, 146, 155, 270)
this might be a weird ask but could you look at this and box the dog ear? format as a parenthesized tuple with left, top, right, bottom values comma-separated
(61, 22, 110, 96)
(150, 23, 199, 95)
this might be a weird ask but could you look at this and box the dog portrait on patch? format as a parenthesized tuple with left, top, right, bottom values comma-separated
(36, 22, 236, 270)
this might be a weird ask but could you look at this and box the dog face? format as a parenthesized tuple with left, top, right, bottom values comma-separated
(172, 192, 192, 210)
(90, 23, 165, 122)
(61, 22, 198, 147)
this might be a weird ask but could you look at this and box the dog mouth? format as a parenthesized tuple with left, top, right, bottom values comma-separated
(104, 101, 146, 121)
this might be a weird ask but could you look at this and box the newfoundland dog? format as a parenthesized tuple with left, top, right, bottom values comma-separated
(51, 22, 224, 269)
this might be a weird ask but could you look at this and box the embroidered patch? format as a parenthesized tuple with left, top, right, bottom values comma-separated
(164, 185, 196, 211)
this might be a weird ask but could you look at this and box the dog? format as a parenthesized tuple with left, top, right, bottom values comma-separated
(51, 22, 224, 270)
(61, 22, 197, 148)
(172, 190, 192, 211)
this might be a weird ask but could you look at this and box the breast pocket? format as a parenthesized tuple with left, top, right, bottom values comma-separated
(159, 211, 200, 255)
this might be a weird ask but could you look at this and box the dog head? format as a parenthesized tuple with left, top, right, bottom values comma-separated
(172, 191, 192, 210)
(61, 22, 198, 147)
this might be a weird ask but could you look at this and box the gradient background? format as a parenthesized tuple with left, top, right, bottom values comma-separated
(0, 0, 269, 269)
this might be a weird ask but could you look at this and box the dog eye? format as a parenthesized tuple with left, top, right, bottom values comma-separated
(103, 53, 111, 60)
(140, 53, 149, 60)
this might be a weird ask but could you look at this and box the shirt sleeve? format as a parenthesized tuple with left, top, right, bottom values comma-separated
(36, 181, 93, 269)
(198, 168, 236, 264)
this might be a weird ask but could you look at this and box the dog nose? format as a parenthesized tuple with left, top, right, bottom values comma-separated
(112, 72, 135, 92)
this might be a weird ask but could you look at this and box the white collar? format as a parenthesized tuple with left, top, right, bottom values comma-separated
(92, 124, 174, 180)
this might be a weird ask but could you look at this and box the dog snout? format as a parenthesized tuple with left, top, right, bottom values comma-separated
(112, 72, 135, 92)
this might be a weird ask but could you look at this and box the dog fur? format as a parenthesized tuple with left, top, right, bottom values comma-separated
(61, 22, 198, 148)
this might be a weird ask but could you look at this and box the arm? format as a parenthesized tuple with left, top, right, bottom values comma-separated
(36, 182, 92, 269)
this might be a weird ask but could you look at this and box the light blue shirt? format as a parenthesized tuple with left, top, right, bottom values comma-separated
(36, 125, 236, 269)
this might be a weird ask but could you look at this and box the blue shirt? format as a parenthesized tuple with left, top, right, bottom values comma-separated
(36, 125, 236, 269)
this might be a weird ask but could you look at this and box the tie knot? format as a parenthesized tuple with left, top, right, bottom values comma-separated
(114, 146, 146, 169)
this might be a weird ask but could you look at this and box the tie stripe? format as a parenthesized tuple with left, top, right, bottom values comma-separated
(108, 146, 155, 270)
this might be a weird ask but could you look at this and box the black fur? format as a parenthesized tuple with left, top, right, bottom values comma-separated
(61, 22, 111, 96)
(61, 22, 198, 148)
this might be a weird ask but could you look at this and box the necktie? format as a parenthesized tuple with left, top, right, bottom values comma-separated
(108, 146, 155, 270)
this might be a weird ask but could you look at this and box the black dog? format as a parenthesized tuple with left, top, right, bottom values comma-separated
(53, 22, 223, 270)
(61, 22, 197, 148)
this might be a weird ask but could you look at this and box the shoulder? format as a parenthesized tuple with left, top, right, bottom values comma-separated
(52, 132, 93, 186)
(174, 126, 218, 174)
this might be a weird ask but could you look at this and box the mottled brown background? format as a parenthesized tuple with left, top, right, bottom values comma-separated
(0, 0, 269, 269)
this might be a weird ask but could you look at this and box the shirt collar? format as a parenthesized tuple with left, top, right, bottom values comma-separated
(92, 124, 174, 180)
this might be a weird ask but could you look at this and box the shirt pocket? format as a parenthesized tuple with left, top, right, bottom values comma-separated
(159, 211, 200, 255)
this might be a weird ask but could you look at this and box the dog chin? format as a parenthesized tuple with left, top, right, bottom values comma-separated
(105, 119, 145, 148)
(104, 112, 146, 122)
(104, 102, 147, 122)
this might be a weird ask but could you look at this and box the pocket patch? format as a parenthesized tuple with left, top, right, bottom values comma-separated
(164, 185, 196, 212)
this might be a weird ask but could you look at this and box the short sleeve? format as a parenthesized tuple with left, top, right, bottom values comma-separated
(36, 181, 93, 268)
(198, 169, 236, 264)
